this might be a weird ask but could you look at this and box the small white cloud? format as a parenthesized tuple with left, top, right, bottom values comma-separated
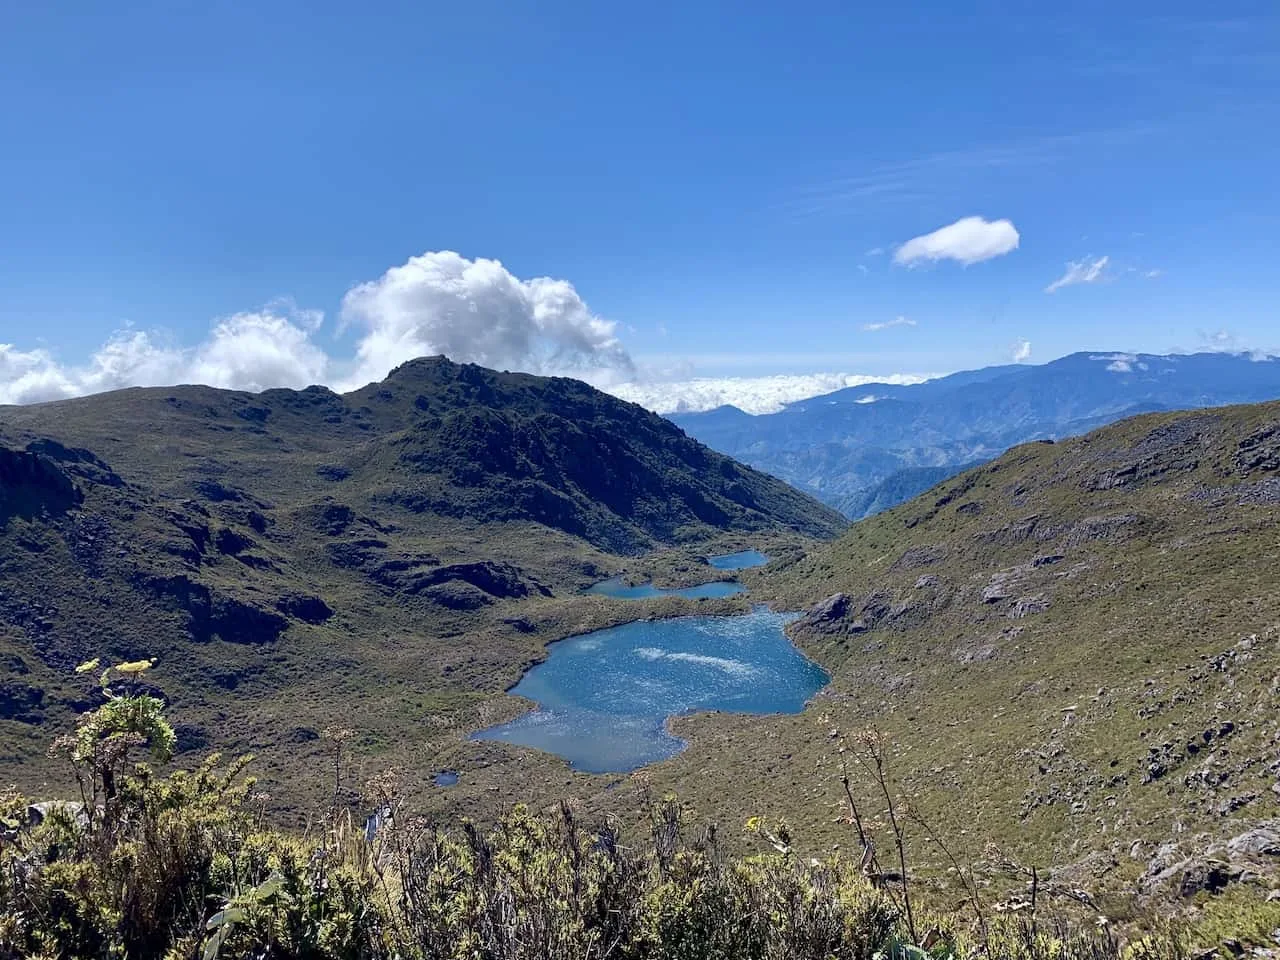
(1095, 352, 1137, 373)
(894, 216, 1020, 267)
(861, 315, 917, 332)
(1143, 268, 1163, 279)
(1011, 338, 1032, 363)
(1045, 255, 1110, 293)
(856, 264, 870, 275)
(864, 246, 885, 257)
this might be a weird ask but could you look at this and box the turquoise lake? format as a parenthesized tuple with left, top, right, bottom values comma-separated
(474, 606, 829, 773)
(706, 550, 770, 570)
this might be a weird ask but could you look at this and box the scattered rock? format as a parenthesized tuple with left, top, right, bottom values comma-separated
(275, 594, 334, 624)
(982, 581, 1010, 604)
(1226, 826, 1280, 859)
(891, 545, 945, 571)
(1009, 595, 1050, 619)
(801, 593, 849, 631)
(26, 800, 88, 830)
(1065, 514, 1138, 547)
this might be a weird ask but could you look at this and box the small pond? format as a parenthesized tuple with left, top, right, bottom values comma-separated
(473, 606, 828, 773)
(585, 576, 745, 600)
(434, 770, 459, 787)
(706, 550, 770, 570)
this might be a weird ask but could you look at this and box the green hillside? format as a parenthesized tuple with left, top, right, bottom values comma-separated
(0, 357, 845, 805)
(619, 401, 1280, 899)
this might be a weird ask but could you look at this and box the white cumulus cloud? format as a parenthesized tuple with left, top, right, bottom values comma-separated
(1045, 255, 1110, 293)
(1011, 338, 1032, 363)
(0, 305, 328, 406)
(894, 216, 1020, 267)
(338, 251, 632, 390)
(861, 316, 917, 332)
(0, 253, 638, 406)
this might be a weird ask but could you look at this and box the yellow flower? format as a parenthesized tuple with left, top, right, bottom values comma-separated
(113, 657, 157, 677)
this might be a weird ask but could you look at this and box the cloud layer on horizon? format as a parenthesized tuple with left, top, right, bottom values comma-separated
(608, 372, 936, 415)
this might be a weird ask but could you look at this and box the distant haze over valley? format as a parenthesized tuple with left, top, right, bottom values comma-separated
(674, 350, 1280, 518)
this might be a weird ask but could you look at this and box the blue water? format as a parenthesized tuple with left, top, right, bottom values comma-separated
(585, 576, 745, 600)
(434, 770, 459, 787)
(707, 550, 770, 570)
(474, 607, 828, 773)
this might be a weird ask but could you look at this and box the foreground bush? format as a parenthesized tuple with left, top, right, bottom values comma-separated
(0, 660, 1221, 959)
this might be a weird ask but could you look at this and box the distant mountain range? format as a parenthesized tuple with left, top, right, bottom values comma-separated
(672, 351, 1280, 517)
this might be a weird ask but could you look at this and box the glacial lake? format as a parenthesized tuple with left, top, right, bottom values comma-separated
(706, 549, 770, 570)
(474, 606, 828, 773)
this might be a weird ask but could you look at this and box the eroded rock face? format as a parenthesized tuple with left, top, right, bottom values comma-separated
(25, 439, 125, 488)
(801, 593, 849, 631)
(275, 594, 335, 624)
(0, 680, 46, 723)
(134, 573, 288, 644)
(1235, 422, 1280, 474)
(0, 447, 82, 524)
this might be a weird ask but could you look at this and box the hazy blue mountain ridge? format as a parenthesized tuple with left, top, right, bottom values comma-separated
(673, 351, 1280, 517)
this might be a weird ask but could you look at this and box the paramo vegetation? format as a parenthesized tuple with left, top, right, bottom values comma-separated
(2, 659, 1272, 960)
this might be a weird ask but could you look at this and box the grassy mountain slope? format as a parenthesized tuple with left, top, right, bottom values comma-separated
(0, 357, 844, 804)
(605, 401, 1280, 894)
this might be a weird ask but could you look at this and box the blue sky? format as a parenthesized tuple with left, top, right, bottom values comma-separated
(1, 1, 1277, 410)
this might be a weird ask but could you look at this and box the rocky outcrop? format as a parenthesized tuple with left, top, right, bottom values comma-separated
(1235, 422, 1280, 474)
(275, 593, 334, 624)
(0, 680, 46, 723)
(0, 447, 82, 525)
(25, 439, 124, 487)
(134, 573, 288, 644)
(800, 593, 849, 633)
(1141, 821, 1280, 897)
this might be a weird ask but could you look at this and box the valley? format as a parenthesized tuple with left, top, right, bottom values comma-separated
(3, 358, 1280, 954)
